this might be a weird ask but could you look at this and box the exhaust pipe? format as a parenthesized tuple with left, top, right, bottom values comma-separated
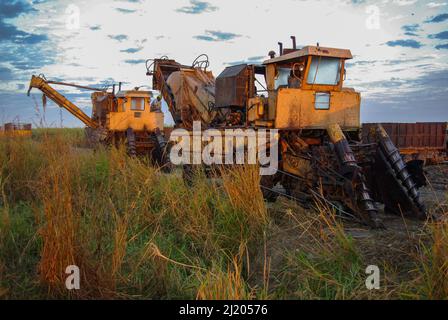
(118, 82, 122, 91)
(291, 36, 296, 49)
(278, 42, 283, 56)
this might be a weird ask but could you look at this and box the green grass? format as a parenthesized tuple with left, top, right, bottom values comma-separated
(0, 129, 446, 300)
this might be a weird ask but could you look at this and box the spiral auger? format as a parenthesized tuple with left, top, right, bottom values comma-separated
(327, 124, 382, 228)
(373, 124, 427, 219)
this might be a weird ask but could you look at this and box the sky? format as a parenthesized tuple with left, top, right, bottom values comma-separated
(0, 0, 447, 127)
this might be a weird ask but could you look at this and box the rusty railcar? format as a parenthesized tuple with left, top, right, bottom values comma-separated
(0, 123, 32, 137)
(362, 122, 448, 164)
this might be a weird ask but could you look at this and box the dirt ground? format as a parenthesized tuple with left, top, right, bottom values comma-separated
(250, 164, 448, 294)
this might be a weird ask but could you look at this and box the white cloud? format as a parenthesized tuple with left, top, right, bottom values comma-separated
(427, 2, 447, 8)
(1, 0, 447, 125)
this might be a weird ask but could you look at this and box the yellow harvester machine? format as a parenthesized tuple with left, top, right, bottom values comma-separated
(28, 75, 168, 163)
(147, 37, 428, 227)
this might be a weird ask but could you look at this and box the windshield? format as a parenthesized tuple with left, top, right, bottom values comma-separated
(131, 97, 144, 111)
(307, 57, 341, 86)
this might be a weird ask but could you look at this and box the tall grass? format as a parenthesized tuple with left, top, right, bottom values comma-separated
(0, 129, 447, 299)
(274, 197, 369, 299)
(408, 217, 448, 299)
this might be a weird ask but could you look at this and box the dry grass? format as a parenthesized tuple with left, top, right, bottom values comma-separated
(221, 165, 268, 231)
(409, 214, 448, 299)
(0, 129, 447, 300)
(196, 249, 253, 300)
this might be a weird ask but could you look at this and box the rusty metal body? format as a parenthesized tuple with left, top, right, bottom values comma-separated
(147, 57, 219, 129)
(147, 38, 428, 227)
(0, 122, 32, 137)
(27, 75, 167, 162)
(259, 46, 360, 131)
(363, 122, 448, 163)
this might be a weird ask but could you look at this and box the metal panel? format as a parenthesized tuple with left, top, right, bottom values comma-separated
(275, 89, 360, 129)
(362, 122, 448, 150)
(215, 64, 251, 108)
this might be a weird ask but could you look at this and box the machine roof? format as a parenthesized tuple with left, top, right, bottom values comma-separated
(263, 46, 353, 65)
(116, 90, 152, 98)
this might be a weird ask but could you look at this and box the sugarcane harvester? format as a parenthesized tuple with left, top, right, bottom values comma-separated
(147, 37, 427, 227)
(27, 75, 168, 163)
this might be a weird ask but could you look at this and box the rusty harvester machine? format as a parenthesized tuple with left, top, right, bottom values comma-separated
(146, 37, 428, 228)
(0, 121, 32, 138)
(27, 75, 168, 163)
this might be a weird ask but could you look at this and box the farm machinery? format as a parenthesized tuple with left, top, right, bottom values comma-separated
(27, 75, 168, 163)
(0, 122, 32, 138)
(146, 36, 428, 227)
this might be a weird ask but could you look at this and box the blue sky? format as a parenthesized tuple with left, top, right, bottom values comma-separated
(0, 0, 447, 127)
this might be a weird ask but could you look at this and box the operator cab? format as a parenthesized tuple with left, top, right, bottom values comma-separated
(214, 37, 359, 131)
(260, 40, 358, 131)
(263, 45, 351, 93)
(108, 89, 164, 132)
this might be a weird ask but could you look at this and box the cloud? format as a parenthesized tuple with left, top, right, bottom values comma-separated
(0, 0, 36, 18)
(0, 1, 47, 44)
(121, 47, 142, 53)
(0, 21, 47, 43)
(429, 31, 448, 39)
(89, 25, 101, 31)
(0, 0, 56, 86)
(124, 59, 146, 64)
(350, 0, 366, 5)
(393, 0, 417, 5)
(177, 0, 217, 14)
(401, 24, 421, 36)
(425, 13, 448, 22)
(361, 69, 448, 122)
(435, 43, 448, 49)
(116, 8, 137, 14)
(224, 55, 267, 66)
(0, 67, 14, 81)
(427, 2, 447, 8)
(108, 34, 129, 42)
(0, 39, 56, 77)
(385, 39, 423, 48)
(194, 30, 241, 42)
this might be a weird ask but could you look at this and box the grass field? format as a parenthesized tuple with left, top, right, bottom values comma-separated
(0, 128, 447, 299)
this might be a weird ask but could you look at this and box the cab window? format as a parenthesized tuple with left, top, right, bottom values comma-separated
(274, 67, 291, 89)
(307, 57, 341, 86)
(131, 98, 144, 111)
